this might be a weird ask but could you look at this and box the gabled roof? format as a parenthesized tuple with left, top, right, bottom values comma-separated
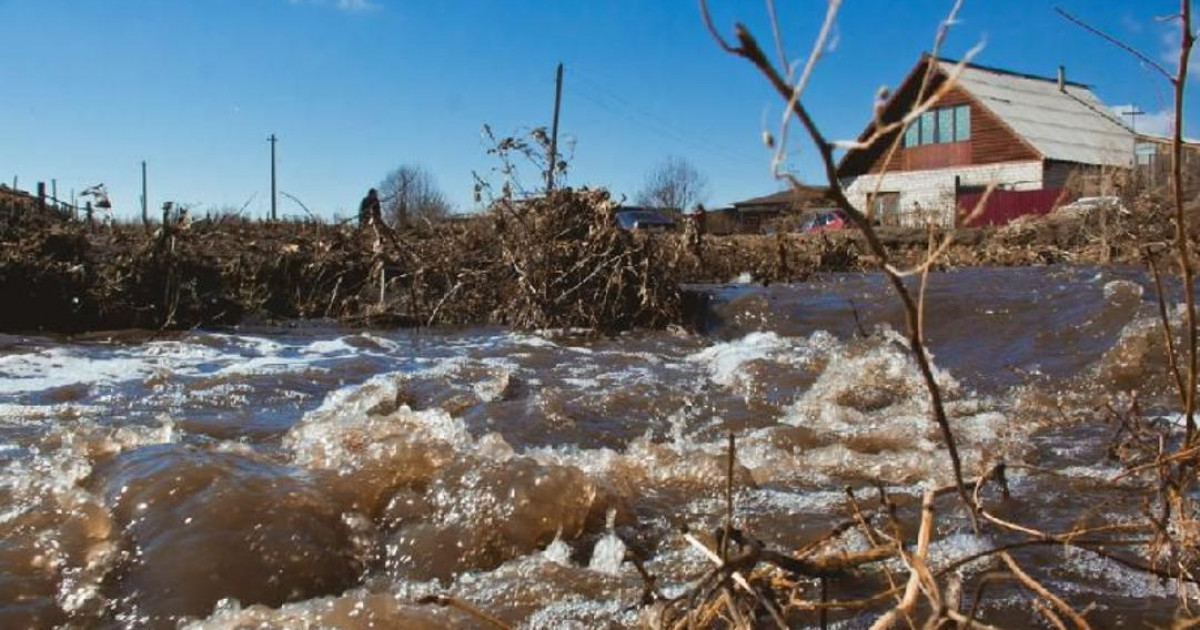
(732, 186, 830, 209)
(935, 59, 1134, 167)
(837, 56, 1136, 176)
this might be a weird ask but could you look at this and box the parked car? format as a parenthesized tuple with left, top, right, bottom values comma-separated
(799, 209, 847, 233)
(616, 209, 677, 232)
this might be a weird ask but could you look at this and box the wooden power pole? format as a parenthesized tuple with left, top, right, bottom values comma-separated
(547, 63, 564, 193)
(141, 161, 148, 226)
(268, 134, 278, 221)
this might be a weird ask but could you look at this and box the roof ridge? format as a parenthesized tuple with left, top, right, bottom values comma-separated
(928, 54, 1091, 89)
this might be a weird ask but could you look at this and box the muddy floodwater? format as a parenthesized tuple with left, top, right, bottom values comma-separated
(0, 266, 1185, 629)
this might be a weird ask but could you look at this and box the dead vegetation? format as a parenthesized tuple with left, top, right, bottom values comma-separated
(1, 180, 1195, 334)
(0, 187, 683, 334)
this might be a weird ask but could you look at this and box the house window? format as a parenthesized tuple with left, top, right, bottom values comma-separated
(919, 111, 936, 145)
(937, 108, 954, 143)
(954, 105, 971, 141)
(903, 104, 971, 147)
(869, 191, 900, 224)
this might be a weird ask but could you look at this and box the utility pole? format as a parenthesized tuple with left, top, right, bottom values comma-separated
(547, 62, 564, 193)
(1121, 106, 1145, 134)
(268, 133, 278, 221)
(1122, 106, 1149, 184)
(140, 161, 148, 226)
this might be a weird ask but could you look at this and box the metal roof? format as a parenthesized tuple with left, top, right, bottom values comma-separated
(937, 60, 1135, 167)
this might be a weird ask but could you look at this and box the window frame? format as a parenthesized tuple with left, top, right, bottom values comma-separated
(919, 111, 936, 145)
(937, 108, 955, 143)
(904, 103, 972, 147)
(953, 105, 971, 142)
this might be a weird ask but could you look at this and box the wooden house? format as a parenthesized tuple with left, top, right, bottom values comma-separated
(837, 55, 1135, 227)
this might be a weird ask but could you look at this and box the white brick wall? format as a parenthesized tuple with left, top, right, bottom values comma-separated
(839, 161, 1043, 227)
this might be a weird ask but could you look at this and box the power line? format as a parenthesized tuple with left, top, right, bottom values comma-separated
(566, 82, 755, 166)
(563, 65, 764, 166)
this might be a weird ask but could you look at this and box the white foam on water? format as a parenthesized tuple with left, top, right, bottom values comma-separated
(0, 331, 428, 406)
(522, 598, 634, 630)
(732, 487, 848, 517)
(287, 394, 475, 473)
(0, 403, 105, 425)
(542, 535, 574, 566)
(515, 333, 562, 348)
(0, 349, 155, 395)
(925, 532, 997, 576)
(1102, 279, 1143, 302)
(1060, 544, 1177, 599)
(301, 338, 360, 356)
(687, 331, 808, 390)
(1056, 463, 1138, 484)
(587, 532, 626, 576)
(472, 360, 522, 403)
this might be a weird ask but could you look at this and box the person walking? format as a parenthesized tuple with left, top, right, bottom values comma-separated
(358, 188, 382, 227)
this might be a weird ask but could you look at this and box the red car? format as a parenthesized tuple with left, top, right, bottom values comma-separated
(800, 210, 847, 233)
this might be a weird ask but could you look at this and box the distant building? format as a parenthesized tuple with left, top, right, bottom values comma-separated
(1133, 133, 1200, 192)
(729, 185, 832, 233)
(837, 55, 1137, 227)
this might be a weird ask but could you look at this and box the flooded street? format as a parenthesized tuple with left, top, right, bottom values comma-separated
(0, 266, 1184, 629)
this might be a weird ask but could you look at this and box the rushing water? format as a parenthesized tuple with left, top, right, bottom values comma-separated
(0, 266, 1186, 629)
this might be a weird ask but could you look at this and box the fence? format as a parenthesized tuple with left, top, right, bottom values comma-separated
(957, 188, 1067, 227)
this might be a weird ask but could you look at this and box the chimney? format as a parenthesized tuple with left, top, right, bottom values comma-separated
(1057, 65, 1065, 91)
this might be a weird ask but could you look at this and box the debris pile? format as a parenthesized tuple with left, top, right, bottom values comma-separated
(0, 189, 683, 333)
(489, 188, 681, 331)
(2, 189, 1194, 333)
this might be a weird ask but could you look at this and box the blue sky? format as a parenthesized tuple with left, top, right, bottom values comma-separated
(0, 0, 1195, 219)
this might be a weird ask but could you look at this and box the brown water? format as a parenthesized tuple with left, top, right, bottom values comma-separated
(0, 266, 1186, 629)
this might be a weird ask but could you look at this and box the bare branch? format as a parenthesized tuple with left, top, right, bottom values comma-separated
(1169, 0, 1197, 441)
(702, 3, 978, 525)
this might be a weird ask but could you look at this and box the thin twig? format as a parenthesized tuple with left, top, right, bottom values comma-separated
(1148, 251, 1187, 409)
(1000, 552, 1092, 630)
(417, 594, 515, 630)
(1170, 0, 1197, 442)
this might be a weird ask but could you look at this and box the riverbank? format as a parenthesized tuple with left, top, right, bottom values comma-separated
(0, 187, 1181, 334)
